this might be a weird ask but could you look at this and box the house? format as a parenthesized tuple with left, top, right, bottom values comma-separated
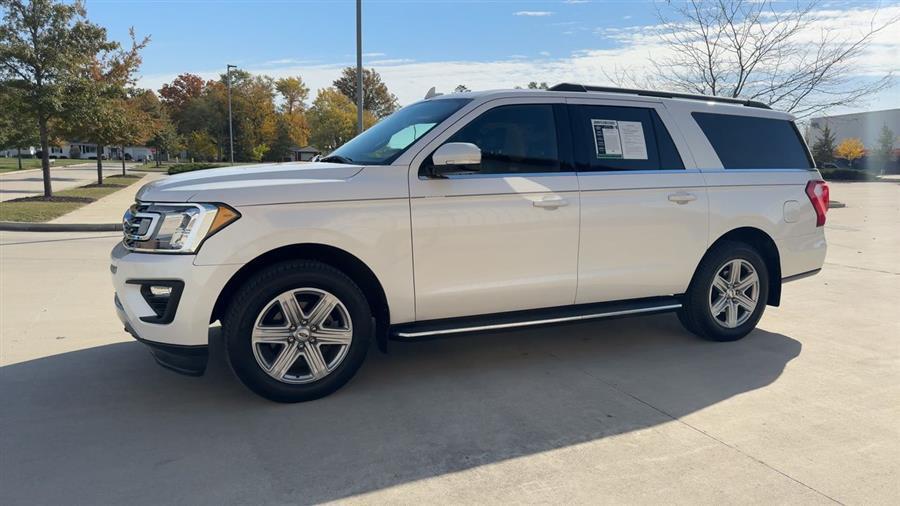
(287, 146, 321, 162)
(1, 142, 154, 162)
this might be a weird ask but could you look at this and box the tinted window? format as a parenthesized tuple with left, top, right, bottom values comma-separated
(570, 105, 684, 171)
(443, 104, 559, 174)
(692, 112, 813, 169)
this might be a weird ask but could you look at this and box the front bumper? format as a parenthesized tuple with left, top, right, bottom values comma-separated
(116, 294, 208, 375)
(111, 242, 242, 372)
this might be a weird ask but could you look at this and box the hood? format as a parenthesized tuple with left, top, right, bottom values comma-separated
(136, 162, 365, 206)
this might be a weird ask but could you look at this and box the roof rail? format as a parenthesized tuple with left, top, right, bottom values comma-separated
(548, 83, 771, 110)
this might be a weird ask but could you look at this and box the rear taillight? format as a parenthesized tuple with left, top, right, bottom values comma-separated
(805, 180, 829, 227)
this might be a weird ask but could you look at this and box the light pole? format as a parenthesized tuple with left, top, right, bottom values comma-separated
(356, 0, 364, 134)
(226, 64, 237, 164)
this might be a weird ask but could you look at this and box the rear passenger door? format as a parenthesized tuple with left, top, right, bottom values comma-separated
(569, 100, 709, 303)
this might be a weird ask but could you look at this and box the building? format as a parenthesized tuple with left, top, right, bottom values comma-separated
(0, 142, 154, 162)
(806, 109, 900, 150)
(287, 146, 321, 162)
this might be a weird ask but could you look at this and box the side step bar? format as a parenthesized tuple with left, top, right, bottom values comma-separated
(391, 296, 682, 340)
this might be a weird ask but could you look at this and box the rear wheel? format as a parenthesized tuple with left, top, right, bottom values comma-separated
(223, 260, 372, 402)
(678, 241, 769, 342)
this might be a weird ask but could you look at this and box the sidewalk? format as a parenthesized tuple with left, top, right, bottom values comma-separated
(50, 172, 163, 224)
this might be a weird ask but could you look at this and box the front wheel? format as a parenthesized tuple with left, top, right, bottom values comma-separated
(223, 260, 372, 402)
(678, 241, 769, 342)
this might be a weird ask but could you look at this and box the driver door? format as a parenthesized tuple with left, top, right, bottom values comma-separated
(407, 99, 580, 321)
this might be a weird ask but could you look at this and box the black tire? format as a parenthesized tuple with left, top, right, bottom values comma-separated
(223, 260, 372, 402)
(679, 241, 769, 342)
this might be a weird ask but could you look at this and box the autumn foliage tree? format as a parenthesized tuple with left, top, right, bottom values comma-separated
(835, 138, 866, 169)
(308, 87, 376, 152)
(333, 67, 398, 119)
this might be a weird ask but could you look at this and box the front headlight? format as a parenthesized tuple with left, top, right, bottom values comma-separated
(123, 202, 240, 254)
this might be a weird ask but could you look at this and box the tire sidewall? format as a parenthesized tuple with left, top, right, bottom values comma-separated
(225, 263, 372, 402)
(688, 244, 769, 341)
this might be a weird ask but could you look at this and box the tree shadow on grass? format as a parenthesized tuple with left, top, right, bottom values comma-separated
(0, 314, 800, 504)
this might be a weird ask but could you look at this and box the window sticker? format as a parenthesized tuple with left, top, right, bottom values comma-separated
(591, 119, 648, 160)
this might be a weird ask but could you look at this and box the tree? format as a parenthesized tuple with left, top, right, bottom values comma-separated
(229, 73, 278, 162)
(275, 76, 309, 114)
(811, 124, 837, 167)
(454, 84, 471, 93)
(872, 125, 896, 174)
(0, 0, 116, 196)
(61, 28, 149, 183)
(148, 122, 182, 167)
(0, 84, 39, 169)
(527, 81, 549, 90)
(159, 73, 205, 118)
(630, 0, 896, 118)
(186, 130, 217, 161)
(308, 87, 375, 152)
(835, 138, 865, 169)
(332, 67, 399, 118)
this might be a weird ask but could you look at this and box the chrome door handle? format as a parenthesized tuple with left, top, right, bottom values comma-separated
(668, 192, 697, 204)
(533, 196, 568, 209)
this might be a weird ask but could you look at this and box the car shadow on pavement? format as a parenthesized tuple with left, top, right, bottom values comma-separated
(0, 314, 800, 504)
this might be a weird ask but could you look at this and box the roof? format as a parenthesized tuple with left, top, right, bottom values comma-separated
(289, 146, 320, 153)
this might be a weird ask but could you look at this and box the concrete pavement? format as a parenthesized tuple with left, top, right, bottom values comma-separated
(0, 181, 898, 504)
(0, 162, 141, 202)
(49, 172, 162, 224)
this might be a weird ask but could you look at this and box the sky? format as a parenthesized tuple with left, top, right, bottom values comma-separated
(82, 0, 900, 114)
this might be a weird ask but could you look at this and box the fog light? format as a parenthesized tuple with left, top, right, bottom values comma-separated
(149, 285, 173, 297)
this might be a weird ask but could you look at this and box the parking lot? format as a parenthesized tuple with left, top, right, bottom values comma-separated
(1, 181, 898, 504)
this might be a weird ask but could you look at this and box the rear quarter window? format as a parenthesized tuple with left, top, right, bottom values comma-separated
(692, 112, 813, 169)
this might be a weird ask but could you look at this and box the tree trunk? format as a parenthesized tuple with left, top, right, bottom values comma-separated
(38, 120, 52, 197)
(121, 145, 126, 176)
(96, 145, 104, 184)
(17, 148, 22, 170)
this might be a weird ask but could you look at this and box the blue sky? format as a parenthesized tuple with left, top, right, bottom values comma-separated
(84, 0, 900, 112)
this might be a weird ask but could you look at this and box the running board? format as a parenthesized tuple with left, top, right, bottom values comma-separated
(390, 296, 682, 340)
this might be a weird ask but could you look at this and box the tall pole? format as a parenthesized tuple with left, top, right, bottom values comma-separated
(356, 0, 363, 134)
(227, 64, 236, 164)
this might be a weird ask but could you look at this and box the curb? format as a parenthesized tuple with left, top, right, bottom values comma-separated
(0, 221, 121, 232)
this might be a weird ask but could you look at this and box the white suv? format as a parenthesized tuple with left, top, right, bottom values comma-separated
(111, 84, 828, 402)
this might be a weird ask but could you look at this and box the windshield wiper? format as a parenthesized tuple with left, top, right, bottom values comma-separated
(319, 154, 354, 164)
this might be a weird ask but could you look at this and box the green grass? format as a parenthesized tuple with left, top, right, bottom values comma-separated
(0, 158, 94, 172)
(0, 174, 144, 222)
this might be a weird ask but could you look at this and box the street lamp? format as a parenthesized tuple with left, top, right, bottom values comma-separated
(356, 0, 363, 134)
(226, 64, 237, 165)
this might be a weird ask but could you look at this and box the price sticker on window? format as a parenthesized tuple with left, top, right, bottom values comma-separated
(591, 119, 648, 160)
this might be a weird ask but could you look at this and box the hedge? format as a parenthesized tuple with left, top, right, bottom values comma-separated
(167, 163, 226, 175)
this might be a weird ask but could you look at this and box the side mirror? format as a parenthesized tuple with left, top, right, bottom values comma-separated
(428, 142, 481, 177)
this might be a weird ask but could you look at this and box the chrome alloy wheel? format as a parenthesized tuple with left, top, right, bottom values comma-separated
(708, 259, 760, 329)
(252, 288, 353, 384)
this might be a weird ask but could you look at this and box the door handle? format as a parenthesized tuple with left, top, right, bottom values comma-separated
(668, 192, 697, 204)
(533, 196, 568, 209)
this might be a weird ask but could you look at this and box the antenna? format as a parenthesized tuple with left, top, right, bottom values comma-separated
(424, 87, 442, 99)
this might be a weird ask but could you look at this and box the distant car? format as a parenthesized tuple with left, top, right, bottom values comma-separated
(112, 84, 829, 402)
(819, 162, 839, 169)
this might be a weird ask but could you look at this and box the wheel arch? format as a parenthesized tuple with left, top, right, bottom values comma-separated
(211, 243, 391, 351)
(701, 227, 782, 307)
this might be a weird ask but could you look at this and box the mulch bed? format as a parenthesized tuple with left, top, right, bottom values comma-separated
(6, 196, 95, 204)
(80, 183, 126, 188)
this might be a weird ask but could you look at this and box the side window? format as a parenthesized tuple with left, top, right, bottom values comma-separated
(692, 112, 813, 169)
(570, 105, 684, 171)
(445, 104, 560, 174)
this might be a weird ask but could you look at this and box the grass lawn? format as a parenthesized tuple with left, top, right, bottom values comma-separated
(0, 174, 144, 222)
(0, 158, 93, 173)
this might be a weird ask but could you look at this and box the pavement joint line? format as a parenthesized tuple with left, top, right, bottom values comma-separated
(557, 351, 846, 505)
(0, 233, 121, 247)
(823, 262, 899, 276)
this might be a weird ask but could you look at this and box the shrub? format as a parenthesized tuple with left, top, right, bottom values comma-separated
(819, 168, 878, 181)
(167, 163, 226, 175)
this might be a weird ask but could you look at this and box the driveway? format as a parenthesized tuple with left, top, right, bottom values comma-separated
(0, 181, 898, 504)
(0, 162, 139, 202)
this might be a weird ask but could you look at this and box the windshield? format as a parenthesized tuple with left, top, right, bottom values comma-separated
(327, 98, 471, 165)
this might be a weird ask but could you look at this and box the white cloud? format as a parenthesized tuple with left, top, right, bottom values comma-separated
(137, 5, 900, 114)
(514, 11, 553, 17)
(539, 51, 551, 57)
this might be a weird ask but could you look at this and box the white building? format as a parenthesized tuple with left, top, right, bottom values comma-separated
(0, 142, 154, 161)
(806, 108, 900, 150)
